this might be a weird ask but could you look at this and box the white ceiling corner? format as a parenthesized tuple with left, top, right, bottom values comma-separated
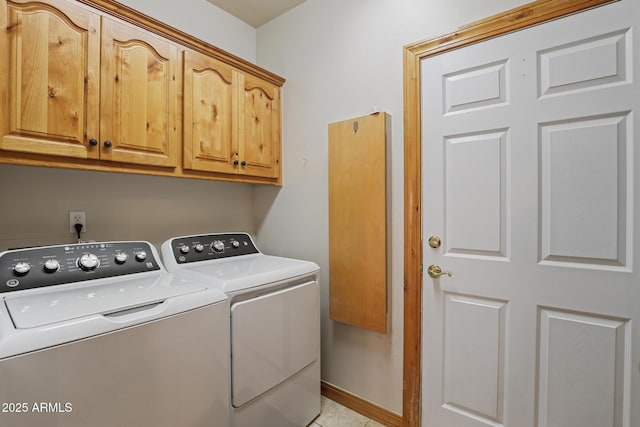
(205, 0, 306, 28)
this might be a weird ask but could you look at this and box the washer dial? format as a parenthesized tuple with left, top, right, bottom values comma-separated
(13, 262, 31, 276)
(43, 259, 60, 273)
(135, 251, 147, 262)
(114, 253, 128, 264)
(78, 254, 100, 271)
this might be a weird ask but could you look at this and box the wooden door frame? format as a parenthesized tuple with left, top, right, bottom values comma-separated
(401, 0, 618, 425)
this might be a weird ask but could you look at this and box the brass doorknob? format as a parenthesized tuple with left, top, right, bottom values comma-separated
(427, 264, 452, 279)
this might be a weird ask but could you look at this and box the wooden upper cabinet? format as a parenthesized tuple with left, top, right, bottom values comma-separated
(0, 0, 100, 159)
(183, 49, 238, 174)
(183, 49, 281, 181)
(100, 18, 177, 167)
(239, 74, 281, 180)
(0, 0, 283, 183)
(0, 1, 177, 167)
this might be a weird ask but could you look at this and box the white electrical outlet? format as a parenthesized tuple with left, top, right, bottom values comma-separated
(69, 211, 87, 234)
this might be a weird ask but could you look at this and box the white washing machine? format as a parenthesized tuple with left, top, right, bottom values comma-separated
(0, 241, 229, 427)
(161, 233, 321, 427)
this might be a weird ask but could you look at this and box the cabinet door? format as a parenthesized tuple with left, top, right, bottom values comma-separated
(183, 49, 238, 174)
(0, 0, 100, 159)
(100, 18, 177, 167)
(239, 74, 281, 179)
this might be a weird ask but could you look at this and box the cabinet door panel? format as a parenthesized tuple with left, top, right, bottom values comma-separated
(183, 50, 238, 174)
(0, 0, 99, 159)
(100, 18, 177, 167)
(240, 74, 280, 179)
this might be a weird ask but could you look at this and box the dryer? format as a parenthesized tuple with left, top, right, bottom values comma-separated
(161, 233, 320, 427)
(0, 241, 229, 427)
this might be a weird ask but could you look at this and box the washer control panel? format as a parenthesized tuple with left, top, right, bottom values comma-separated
(0, 242, 160, 294)
(168, 233, 258, 264)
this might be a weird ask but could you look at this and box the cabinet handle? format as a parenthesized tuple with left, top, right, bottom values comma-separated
(89, 138, 98, 146)
(233, 159, 239, 166)
(103, 140, 112, 148)
(241, 160, 246, 166)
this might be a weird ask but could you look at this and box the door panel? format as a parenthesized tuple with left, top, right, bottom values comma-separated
(100, 18, 177, 167)
(239, 74, 280, 178)
(421, 2, 639, 426)
(537, 308, 629, 427)
(442, 294, 506, 424)
(0, 0, 99, 159)
(444, 130, 508, 259)
(230, 281, 320, 408)
(183, 49, 238, 174)
(540, 113, 630, 269)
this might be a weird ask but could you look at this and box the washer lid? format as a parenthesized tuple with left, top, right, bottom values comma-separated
(182, 254, 320, 293)
(4, 272, 206, 329)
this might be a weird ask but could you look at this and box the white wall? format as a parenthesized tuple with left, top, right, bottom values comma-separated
(0, 0, 258, 251)
(0, 165, 255, 251)
(117, 0, 256, 62)
(254, 0, 529, 413)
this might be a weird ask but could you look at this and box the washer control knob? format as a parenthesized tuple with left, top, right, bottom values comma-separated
(211, 240, 225, 252)
(135, 251, 147, 262)
(13, 262, 31, 276)
(231, 240, 240, 249)
(179, 244, 190, 254)
(194, 243, 204, 253)
(114, 253, 128, 264)
(78, 254, 99, 271)
(43, 259, 60, 273)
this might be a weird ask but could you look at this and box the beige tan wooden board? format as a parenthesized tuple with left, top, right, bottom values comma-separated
(328, 112, 387, 333)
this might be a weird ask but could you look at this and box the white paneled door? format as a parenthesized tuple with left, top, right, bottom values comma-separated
(421, 2, 639, 426)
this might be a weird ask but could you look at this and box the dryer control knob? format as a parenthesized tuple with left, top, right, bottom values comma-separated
(179, 244, 190, 254)
(194, 243, 204, 253)
(231, 240, 240, 249)
(211, 240, 224, 252)
(135, 251, 147, 262)
(13, 262, 31, 276)
(78, 254, 99, 271)
(43, 259, 60, 273)
(114, 253, 128, 264)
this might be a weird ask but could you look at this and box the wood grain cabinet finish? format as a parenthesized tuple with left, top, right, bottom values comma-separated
(183, 49, 281, 181)
(0, 0, 283, 184)
(0, 0, 177, 168)
(99, 18, 177, 167)
(183, 49, 238, 175)
(240, 74, 281, 180)
(0, 0, 100, 160)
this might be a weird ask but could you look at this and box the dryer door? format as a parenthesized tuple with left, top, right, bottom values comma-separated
(230, 280, 320, 407)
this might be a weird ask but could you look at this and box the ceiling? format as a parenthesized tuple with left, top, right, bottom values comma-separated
(205, 0, 306, 28)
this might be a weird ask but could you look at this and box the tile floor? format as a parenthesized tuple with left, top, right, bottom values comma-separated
(310, 396, 386, 427)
